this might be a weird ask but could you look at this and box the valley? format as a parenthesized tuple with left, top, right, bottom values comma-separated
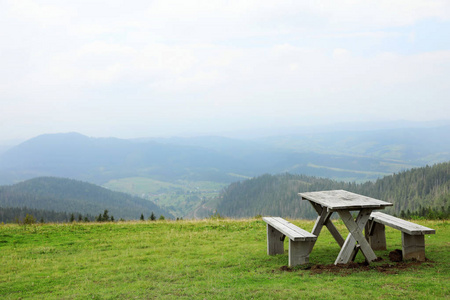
(103, 177, 226, 218)
(0, 123, 449, 220)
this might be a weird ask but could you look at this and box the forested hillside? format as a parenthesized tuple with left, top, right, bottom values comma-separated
(0, 177, 173, 220)
(216, 162, 450, 219)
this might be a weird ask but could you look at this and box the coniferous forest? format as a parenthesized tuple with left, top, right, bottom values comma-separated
(0, 206, 97, 224)
(0, 162, 448, 222)
(0, 177, 173, 222)
(216, 162, 450, 219)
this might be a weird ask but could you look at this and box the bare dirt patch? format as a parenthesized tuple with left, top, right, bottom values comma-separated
(276, 257, 433, 275)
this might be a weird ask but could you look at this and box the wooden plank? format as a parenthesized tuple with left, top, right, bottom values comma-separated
(309, 202, 344, 247)
(326, 220, 345, 247)
(335, 210, 363, 264)
(365, 220, 387, 251)
(272, 217, 317, 241)
(402, 233, 426, 261)
(289, 240, 313, 266)
(335, 209, 377, 264)
(262, 217, 316, 241)
(300, 190, 392, 211)
(370, 212, 435, 235)
(267, 224, 284, 255)
(308, 208, 329, 252)
(347, 210, 369, 260)
(311, 209, 329, 237)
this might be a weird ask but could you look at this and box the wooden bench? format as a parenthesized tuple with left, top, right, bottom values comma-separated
(262, 217, 317, 266)
(365, 212, 436, 261)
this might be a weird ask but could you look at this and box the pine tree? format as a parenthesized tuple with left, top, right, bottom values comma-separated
(103, 210, 109, 222)
(70, 213, 75, 222)
(150, 212, 156, 221)
(140, 213, 144, 221)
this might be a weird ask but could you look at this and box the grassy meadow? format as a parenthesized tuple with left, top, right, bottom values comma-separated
(0, 218, 448, 299)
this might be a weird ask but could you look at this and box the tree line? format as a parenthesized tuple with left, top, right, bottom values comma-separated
(0, 207, 167, 224)
(0, 206, 96, 224)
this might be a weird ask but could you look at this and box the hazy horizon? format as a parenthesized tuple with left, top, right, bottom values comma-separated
(1, 119, 450, 147)
(2, 1, 450, 142)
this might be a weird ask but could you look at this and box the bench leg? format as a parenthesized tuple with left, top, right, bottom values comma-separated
(267, 224, 284, 255)
(365, 221, 387, 251)
(402, 233, 426, 261)
(289, 240, 312, 266)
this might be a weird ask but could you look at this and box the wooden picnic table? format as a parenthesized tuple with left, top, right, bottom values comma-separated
(299, 190, 393, 265)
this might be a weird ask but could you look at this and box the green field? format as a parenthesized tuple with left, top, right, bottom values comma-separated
(0, 219, 448, 299)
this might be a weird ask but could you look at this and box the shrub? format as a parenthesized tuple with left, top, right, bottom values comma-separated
(23, 214, 36, 225)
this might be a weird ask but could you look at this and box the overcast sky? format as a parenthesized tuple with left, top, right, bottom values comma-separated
(1, 0, 449, 141)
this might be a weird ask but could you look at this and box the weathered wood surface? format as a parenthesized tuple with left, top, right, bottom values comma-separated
(367, 212, 435, 261)
(263, 217, 317, 266)
(335, 209, 377, 264)
(370, 212, 436, 235)
(266, 224, 285, 255)
(365, 221, 387, 250)
(262, 217, 317, 241)
(289, 240, 313, 266)
(309, 202, 345, 247)
(402, 233, 426, 261)
(299, 190, 393, 211)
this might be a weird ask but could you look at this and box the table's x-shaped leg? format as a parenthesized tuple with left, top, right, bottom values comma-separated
(335, 209, 377, 264)
(308, 202, 345, 252)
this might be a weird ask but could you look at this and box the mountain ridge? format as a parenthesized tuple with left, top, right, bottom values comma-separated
(2, 126, 449, 186)
(0, 177, 173, 220)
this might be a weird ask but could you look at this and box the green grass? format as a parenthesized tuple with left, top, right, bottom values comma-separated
(0, 219, 448, 299)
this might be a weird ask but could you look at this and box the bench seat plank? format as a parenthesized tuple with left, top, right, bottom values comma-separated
(262, 217, 316, 241)
(370, 212, 435, 235)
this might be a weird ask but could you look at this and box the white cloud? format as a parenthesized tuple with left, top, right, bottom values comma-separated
(332, 48, 350, 59)
(311, 0, 450, 29)
(7, 0, 71, 26)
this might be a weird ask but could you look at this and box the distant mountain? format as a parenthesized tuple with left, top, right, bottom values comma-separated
(0, 177, 173, 220)
(0, 133, 248, 184)
(257, 125, 450, 163)
(216, 162, 450, 219)
(0, 125, 449, 186)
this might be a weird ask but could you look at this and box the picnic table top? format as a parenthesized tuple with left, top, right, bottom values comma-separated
(299, 190, 393, 211)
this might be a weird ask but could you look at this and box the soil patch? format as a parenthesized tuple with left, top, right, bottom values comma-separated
(279, 265, 293, 272)
(389, 249, 403, 262)
(276, 258, 432, 275)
